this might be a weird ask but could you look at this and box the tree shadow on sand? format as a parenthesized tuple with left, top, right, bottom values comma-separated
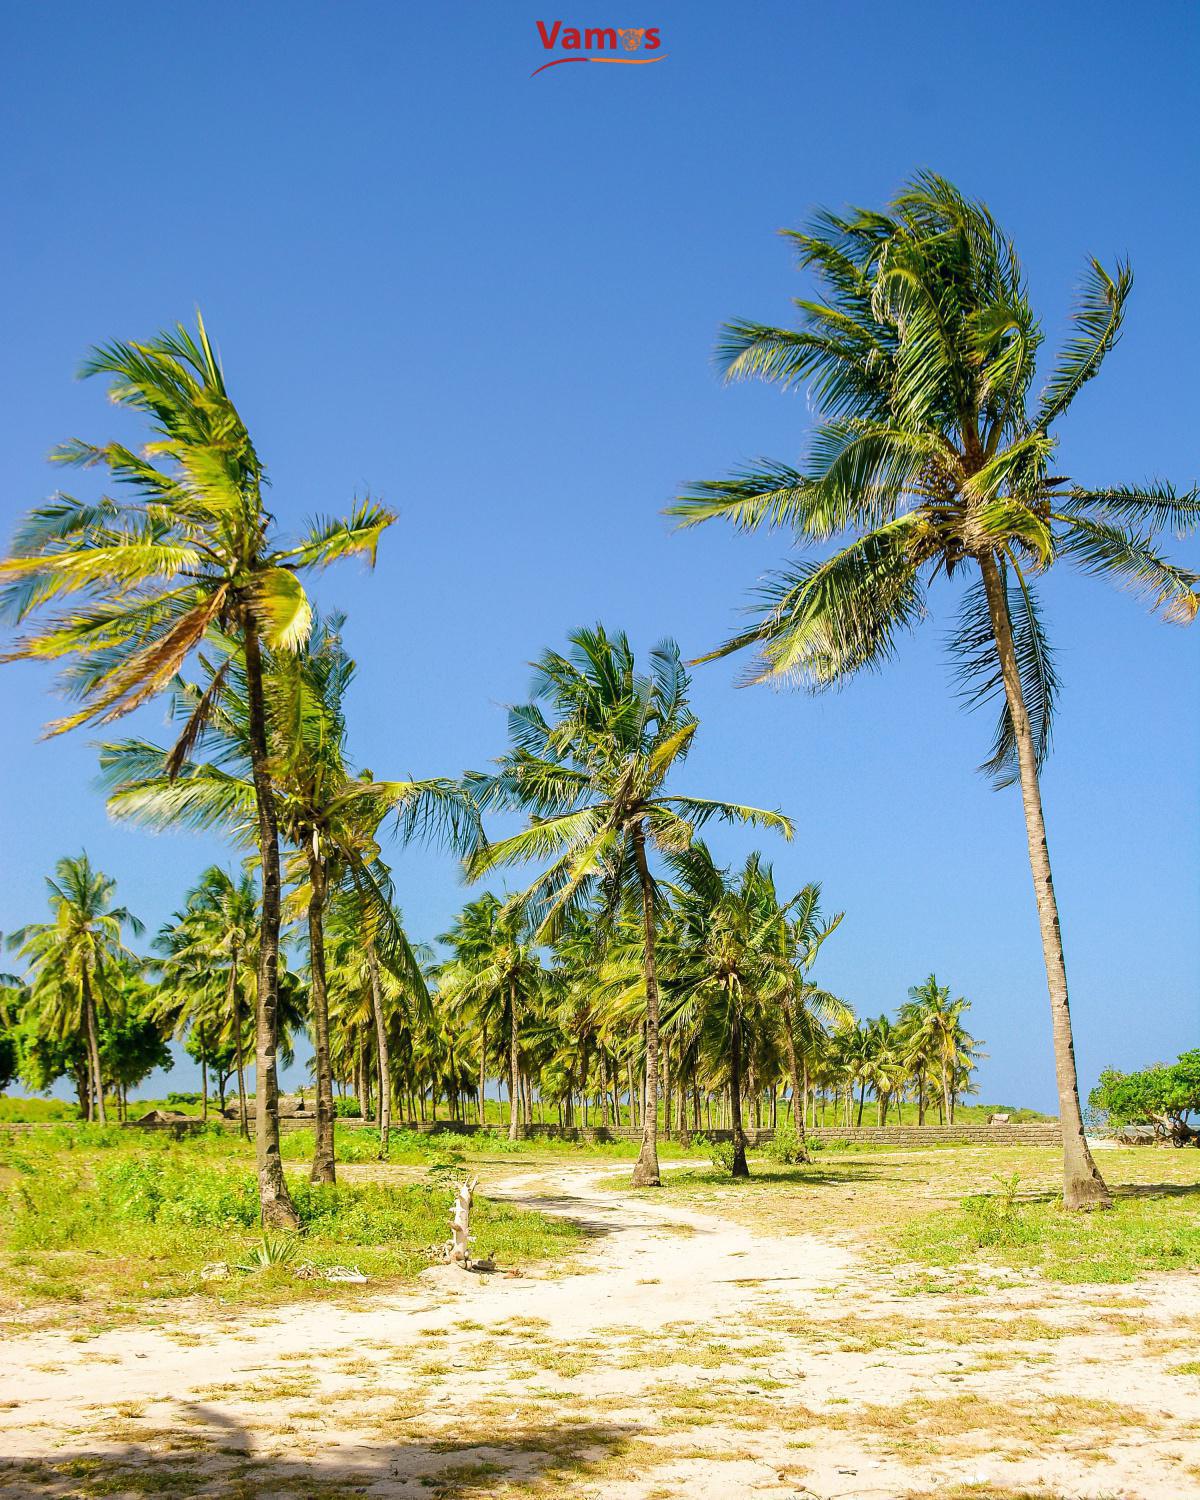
(0, 1402, 644, 1497)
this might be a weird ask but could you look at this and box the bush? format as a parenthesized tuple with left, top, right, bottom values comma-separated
(696, 1134, 736, 1172)
(763, 1121, 807, 1165)
(959, 1172, 1035, 1249)
(334, 1097, 362, 1118)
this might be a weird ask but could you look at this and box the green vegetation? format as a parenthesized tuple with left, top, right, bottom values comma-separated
(0, 1126, 580, 1320)
(1089, 1049, 1200, 1142)
(0, 178, 1195, 1245)
(631, 1144, 1200, 1284)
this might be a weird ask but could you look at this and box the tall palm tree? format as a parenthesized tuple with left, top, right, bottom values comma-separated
(0, 319, 393, 1225)
(672, 175, 1200, 1208)
(9, 854, 143, 1122)
(466, 625, 792, 1184)
(101, 615, 469, 1180)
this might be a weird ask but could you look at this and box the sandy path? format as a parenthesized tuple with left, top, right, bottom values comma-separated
(1, 1162, 1197, 1498)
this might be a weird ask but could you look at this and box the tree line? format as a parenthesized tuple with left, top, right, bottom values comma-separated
(2, 176, 1195, 1218)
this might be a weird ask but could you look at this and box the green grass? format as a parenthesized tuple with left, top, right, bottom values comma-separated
(0, 1126, 581, 1322)
(899, 1181, 1200, 1283)
(626, 1145, 1200, 1284)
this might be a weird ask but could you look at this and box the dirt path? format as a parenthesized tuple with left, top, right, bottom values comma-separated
(1, 1162, 1198, 1498)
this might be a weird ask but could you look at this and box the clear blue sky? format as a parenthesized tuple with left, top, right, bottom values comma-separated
(2, 1, 1196, 1110)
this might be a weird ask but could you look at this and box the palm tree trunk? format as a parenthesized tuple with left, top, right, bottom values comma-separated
(728, 1008, 749, 1178)
(780, 996, 810, 1160)
(230, 962, 249, 1141)
(979, 554, 1109, 1208)
(201, 1052, 208, 1124)
(307, 851, 336, 1184)
(507, 979, 520, 1142)
(365, 940, 391, 1157)
(630, 824, 662, 1186)
(917, 1071, 925, 1126)
(240, 608, 299, 1229)
(81, 969, 105, 1124)
(477, 1018, 487, 1127)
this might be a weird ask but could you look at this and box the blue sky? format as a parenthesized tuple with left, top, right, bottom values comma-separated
(2, 1, 1196, 1110)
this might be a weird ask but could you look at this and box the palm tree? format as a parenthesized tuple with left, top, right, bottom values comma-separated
(438, 894, 544, 1141)
(663, 845, 789, 1177)
(9, 854, 143, 1122)
(101, 614, 469, 1180)
(764, 882, 848, 1157)
(900, 975, 974, 1125)
(153, 867, 260, 1137)
(0, 319, 392, 1225)
(672, 175, 1200, 1208)
(466, 625, 792, 1184)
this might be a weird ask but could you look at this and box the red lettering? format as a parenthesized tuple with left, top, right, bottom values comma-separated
(536, 19, 561, 47)
(584, 28, 617, 48)
(643, 27, 661, 49)
(561, 27, 582, 48)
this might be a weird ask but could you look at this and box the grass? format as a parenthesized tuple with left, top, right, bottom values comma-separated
(626, 1144, 1200, 1283)
(0, 1126, 581, 1322)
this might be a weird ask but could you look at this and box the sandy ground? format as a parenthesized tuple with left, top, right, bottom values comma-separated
(1, 1161, 1198, 1498)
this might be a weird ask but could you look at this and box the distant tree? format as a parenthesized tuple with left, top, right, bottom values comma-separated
(9, 854, 143, 1122)
(1090, 1052, 1200, 1142)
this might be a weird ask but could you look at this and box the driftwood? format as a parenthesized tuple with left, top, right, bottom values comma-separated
(447, 1177, 479, 1268)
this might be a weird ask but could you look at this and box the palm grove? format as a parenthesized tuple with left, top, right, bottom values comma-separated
(2, 177, 1195, 1217)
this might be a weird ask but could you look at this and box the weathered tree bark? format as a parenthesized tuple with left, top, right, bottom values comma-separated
(728, 1005, 749, 1178)
(979, 554, 1110, 1210)
(365, 940, 391, 1157)
(201, 1052, 208, 1123)
(241, 610, 299, 1229)
(307, 851, 336, 1184)
(81, 968, 105, 1123)
(630, 824, 662, 1186)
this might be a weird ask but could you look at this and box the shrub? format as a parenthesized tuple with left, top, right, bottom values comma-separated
(959, 1172, 1034, 1248)
(763, 1121, 807, 1164)
(696, 1134, 736, 1172)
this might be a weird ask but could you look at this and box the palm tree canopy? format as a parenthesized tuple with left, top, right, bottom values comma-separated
(467, 625, 792, 936)
(671, 173, 1199, 785)
(0, 316, 393, 735)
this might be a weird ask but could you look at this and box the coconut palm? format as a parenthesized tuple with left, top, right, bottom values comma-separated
(466, 625, 792, 1185)
(900, 975, 974, 1124)
(438, 894, 544, 1141)
(672, 175, 1200, 1207)
(764, 882, 848, 1157)
(0, 319, 393, 1225)
(100, 615, 470, 1179)
(153, 867, 260, 1136)
(8, 854, 143, 1122)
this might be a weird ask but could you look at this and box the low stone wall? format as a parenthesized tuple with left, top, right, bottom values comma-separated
(0, 1118, 1063, 1149)
(289, 1119, 1063, 1148)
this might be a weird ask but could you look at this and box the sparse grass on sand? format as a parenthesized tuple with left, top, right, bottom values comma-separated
(631, 1144, 1200, 1283)
(0, 1126, 580, 1322)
